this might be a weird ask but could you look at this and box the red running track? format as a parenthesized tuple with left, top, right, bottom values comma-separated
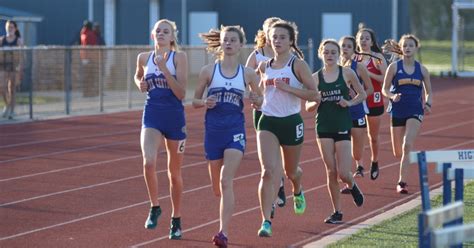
(0, 77, 473, 247)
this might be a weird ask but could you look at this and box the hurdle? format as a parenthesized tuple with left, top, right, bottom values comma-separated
(410, 149, 474, 248)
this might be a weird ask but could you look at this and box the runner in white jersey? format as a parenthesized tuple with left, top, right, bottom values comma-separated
(255, 20, 320, 237)
(194, 25, 262, 248)
(245, 17, 287, 217)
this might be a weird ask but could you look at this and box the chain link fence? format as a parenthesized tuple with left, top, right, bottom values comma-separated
(0, 44, 313, 121)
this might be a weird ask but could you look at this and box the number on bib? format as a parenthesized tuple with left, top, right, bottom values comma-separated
(296, 123, 304, 139)
(373, 92, 381, 103)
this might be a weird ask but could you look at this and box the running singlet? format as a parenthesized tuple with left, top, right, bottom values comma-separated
(143, 51, 183, 111)
(316, 66, 352, 133)
(359, 56, 384, 108)
(0, 36, 19, 71)
(261, 56, 303, 117)
(349, 60, 369, 120)
(255, 50, 271, 64)
(390, 60, 424, 118)
(205, 63, 246, 130)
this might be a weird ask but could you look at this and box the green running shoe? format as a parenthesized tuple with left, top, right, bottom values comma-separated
(169, 217, 182, 240)
(293, 190, 306, 215)
(144, 206, 162, 229)
(257, 220, 272, 237)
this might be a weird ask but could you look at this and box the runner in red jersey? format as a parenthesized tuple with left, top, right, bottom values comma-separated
(355, 28, 387, 181)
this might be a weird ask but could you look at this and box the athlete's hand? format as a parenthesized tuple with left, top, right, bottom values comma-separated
(349, 88, 356, 99)
(249, 92, 262, 108)
(139, 77, 148, 93)
(154, 52, 168, 72)
(424, 103, 432, 115)
(205, 95, 217, 109)
(337, 99, 352, 108)
(274, 78, 290, 91)
(391, 93, 402, 102)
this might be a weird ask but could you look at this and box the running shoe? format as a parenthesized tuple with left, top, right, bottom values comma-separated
(257, 220, 272, 237)
(144, 206, 161, 229)
(169, 217, 182, 240)
(277, 178, 286, 207)
(340, 185, 351, 194)
(353, 165, 364, 178)
(350, 183, 364, 207)
(293, 190, 306, 215)
(370, 161, 379, 180)
(212, 231, 228, 248)
(324, 211, 343, 224)
(397, 181, 408, 194)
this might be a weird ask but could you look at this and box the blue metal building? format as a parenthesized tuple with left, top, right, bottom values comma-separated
(0, 0, 409, 46)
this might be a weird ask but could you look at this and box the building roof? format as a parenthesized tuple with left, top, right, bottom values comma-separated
(0, 6, 43, 22)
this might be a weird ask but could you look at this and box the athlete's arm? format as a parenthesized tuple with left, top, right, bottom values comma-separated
(421, 64, 433, 114)
(245, 67, 263, 108)
(134, 52, 150, 93)
(340, 67, 366, 107)
(279, 59, 320, 101)
(192, 64, 215, 109)
(156, 51, 187, 100)
(305, 73, 320, 112)
(382, 62, 400, 101)
(368, 53, 387, 83)
(245, 51, 258, 69)
(357, 63, 374, 96)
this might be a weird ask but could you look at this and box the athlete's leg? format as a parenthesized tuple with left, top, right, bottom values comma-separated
(257, 130, 280, 221)
(399, 119, 421, 183)
(219, 148, 243, 235)
(391, 125, 405, 159)
(209, 159, 223, 197)
(366, 115, 381, 162)
(316, 138, 339, 212)
(141, 128, 163, 207)
(165, 139, 185, 218)
(281, 144, 303, 195)
(351, 127, 366, 168)
(336, 140, 354, 187)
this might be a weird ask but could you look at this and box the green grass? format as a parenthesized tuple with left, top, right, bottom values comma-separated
(328, 181, 474, 248)
(418, 40, 474, 74)
(0, 95, 61, 108)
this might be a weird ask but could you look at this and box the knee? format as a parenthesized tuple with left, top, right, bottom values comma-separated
(168, 171, 182, 186)
(260, 167, 274, 180)
(325, 169, 338, 182)
(143, 158, 156, 169)
(220, 176, 233, 191)
(402, 142, 413, 155)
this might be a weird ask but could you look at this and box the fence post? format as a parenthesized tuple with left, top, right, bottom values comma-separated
(64, 47, 72, 115)
(127, 47, 132, 109)
(26, 48, 33, 119)
(99, 48, 104, 112)
(308, 38, 314, 71)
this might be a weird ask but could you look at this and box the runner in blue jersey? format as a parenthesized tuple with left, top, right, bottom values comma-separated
(338, 36, 373, 193)
(382, 34, 433, 194)
(134, 19, 188, 240)
(194, 25, 262, 248)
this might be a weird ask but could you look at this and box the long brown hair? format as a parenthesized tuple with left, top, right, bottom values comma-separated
(382, 34, 421, 56)
(5, 20, 20, 38)
(254, 17, 282, 49)
(270, 20, 304, 59)
(199, 25, 246, 59)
